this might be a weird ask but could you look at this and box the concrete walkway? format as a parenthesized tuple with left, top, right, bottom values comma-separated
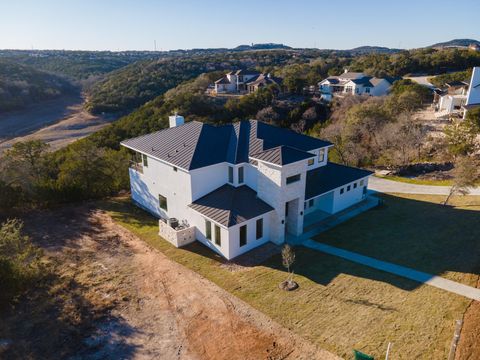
(303, 240, 480, 301)
(369, 176, 480, 195)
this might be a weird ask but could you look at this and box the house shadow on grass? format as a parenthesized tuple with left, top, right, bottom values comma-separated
(101, 194, 480, 293)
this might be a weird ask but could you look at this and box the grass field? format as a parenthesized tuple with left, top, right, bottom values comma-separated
(98, 195, 479, 359)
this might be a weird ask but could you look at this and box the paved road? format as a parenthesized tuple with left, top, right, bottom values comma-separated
(303, 240, 480, 301)
(369, 176, 480, 195)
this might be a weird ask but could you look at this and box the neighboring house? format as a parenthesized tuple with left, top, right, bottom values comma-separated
(214, 70, 283, 94)
(121, 115, 372, 260)
(318, 70, 398, 101)
(434, 67, 480, 118)
(463, 67, 480, 117)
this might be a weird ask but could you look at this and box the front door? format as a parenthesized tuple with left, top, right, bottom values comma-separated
(284, 199, 300, 236)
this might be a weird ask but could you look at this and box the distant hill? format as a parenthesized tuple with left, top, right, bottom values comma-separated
(429, 39, 480, 48)
(0, 59, 76, 113)
(348, 46, 402, 55)
(233, 43, 292, 51)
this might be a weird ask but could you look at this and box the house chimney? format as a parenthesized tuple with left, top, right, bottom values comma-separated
(344, 68, 349, 73)
(169, 112, 184, 128)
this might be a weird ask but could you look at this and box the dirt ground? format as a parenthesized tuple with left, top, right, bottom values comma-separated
(0, 203, 338, 360)
(0, 96, 115, 152)
(456, 278, 480, 360)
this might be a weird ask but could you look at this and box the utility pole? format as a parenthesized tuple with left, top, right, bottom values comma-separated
(154, 40, 157, 52)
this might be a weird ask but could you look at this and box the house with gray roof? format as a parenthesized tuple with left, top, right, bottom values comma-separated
(121, 115, 372, 259)
(318, 69, 399, 101)
(213, 70, 283, 95)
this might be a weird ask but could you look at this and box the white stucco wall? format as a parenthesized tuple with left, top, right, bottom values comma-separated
(227, 213, 272, 259)
(190, 163, 228, 201)
(129, 156, 192, 222)
(331, 177, 369, 213)
(466, 67, 480, 106)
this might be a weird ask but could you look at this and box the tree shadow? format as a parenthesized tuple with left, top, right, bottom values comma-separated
(0, 271, 141, 360)
(0, 203, 143, 359)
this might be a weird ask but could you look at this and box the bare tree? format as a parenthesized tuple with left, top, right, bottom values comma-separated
(282, 244, 295, 279)
(444, 157, 478, 206)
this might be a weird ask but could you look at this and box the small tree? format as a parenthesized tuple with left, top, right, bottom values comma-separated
(282, 244, 295, 280)
(444, 156, 478, 206)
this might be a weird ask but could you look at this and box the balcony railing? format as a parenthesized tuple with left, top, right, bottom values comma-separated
(129, 161, 143, 174)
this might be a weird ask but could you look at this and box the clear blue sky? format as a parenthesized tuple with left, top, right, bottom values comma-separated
(1, 0, 479, 51)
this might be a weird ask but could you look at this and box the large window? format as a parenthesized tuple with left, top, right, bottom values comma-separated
(214, 225, 221, 246)
(256, 218, 263, 239)
(142, 154, 148, 167)
(239, 225, 247, 247)
(228, 166, 234, 183)
(318, 149, 325, 163)
(159, 194, 168, 211)
(286, 174, 300, 185)
(238, 166, 244, 184)
(205, 220, 212, 240)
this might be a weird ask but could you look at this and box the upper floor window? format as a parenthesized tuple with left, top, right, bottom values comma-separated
(142, 154, 148, 167)
(286, 174, 300, 185)
(228, 166, 234, 183)
(238, 166, 244, 184)
(308, 158, 314, 166)
(318, 149, 325, 163)
(159, 194, 168, 211)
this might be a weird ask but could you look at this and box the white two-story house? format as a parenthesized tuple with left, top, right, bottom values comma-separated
(121, 115, 372, 260)
(318, 70, 399, 101)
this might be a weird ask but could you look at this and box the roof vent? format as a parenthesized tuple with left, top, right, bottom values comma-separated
(169, 113, 185, 128)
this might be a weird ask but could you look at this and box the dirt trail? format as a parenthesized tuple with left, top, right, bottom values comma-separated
(2, 203, 338, 360)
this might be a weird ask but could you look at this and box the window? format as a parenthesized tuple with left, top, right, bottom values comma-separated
(173, 166, 177, 172)
(228, 166, 234, 183)
(365, 87, 371, 94)
(256, 218, 263, 239)
(239, 225, 247, 247)
(340, 188, 344, 195)
(309, 199, 314, 208)
(214, 225, 221, 246)
(363, 186, 367, 195)
(308, 158, 314, 166)
(318, 149, 325, 163)
(354, 182, 357, 189)
(360, 179, 365, 186)
(205, 220, 212, 240)
(285, 202, 289, 217)
(347, 185, 351, 192)
(304, 202, 307, 210)
(142, 154, 148, 167)
(159, 194, 168, 211)
(238, 166, 244, 184)
(286, 174, 301, 185)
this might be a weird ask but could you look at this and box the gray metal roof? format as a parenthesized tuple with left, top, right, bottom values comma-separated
(121, 120, 332, 171)
(189, 184, 274, 227)
(250, 145, 314, 166)
(305, 162, 373, 199)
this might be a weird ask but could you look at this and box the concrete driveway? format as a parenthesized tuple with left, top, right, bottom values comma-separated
(369, 176, 480, 195)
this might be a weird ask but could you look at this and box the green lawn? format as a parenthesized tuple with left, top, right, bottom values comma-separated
(98, 196, 477, 360)
(314, 194, 480, 286)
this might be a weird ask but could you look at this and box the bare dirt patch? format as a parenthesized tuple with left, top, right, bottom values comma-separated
(0, 95, 116, 152)
(0, 203, 336, 360)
